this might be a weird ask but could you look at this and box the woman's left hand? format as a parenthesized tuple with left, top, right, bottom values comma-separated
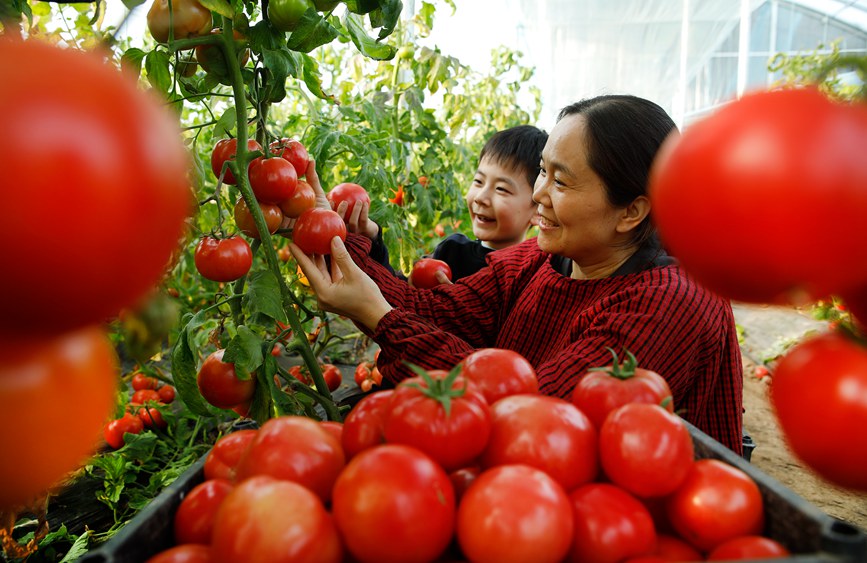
(289, 236, 392, 331)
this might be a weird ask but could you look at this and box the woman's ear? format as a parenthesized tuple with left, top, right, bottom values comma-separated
(617, 195, 651, 233)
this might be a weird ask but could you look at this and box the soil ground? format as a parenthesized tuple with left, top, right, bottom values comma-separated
(734, 304, 867, 531)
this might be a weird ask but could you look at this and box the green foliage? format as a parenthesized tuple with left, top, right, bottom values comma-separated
(769, 41, 864, 101)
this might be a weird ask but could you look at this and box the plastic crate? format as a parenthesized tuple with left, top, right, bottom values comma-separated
(80, 419, 867, 563)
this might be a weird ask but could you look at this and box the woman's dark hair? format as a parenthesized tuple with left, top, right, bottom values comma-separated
(558, 95, 677, 246)
(479, 125, 549, 188)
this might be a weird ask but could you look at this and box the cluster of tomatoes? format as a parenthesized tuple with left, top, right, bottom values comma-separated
(0, 39, 193, 510)
(649, 86, 867, 493)
(103, 373, 177, 450)
(145, 348, 789, 563)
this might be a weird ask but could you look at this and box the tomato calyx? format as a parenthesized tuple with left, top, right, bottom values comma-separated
(404, 363, 466, 416)
(588, 347, 642, 380)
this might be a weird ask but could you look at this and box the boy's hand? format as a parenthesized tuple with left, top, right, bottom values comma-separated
(434, 271, 453, 285)
(303, 159, 331, 211)
(339, 199, 380, 241)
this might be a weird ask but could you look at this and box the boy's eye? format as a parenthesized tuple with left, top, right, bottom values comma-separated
(495, 186, 512, 194)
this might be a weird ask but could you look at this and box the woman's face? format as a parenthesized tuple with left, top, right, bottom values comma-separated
(533, 114, 633, 274)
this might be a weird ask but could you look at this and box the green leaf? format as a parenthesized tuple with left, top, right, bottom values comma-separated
(370, 0, 402, 39)
(343, 12, 396, 60)
(344, 0, 380, 14)
(213, 107, 238, 139)
(300, 54, 335, 101)
(261, 49, 300, 103)
(286, 9, 340, 53)
(248, 357, 275, 424)
(198, 0, 233, 18)
(121, 47, 147, 78)
(121, 0, 148, 8)
(171, 312, 216, 417)
(223, 325, 264, 380)
(244, 270, 288, 323)
(145, 50, 172, 94)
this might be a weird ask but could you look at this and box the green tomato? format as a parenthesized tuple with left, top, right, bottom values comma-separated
(397, 45, 415, 60)
(313, 0, 341, 10)
(268, 0, 314, 32)
(344, 0, 378, 14)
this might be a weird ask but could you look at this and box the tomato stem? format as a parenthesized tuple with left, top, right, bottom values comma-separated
(587, 347, 639, 380)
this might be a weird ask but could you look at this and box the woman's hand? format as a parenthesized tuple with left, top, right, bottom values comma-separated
(289, 236, 392, 331)
(307, 159, 379, 239)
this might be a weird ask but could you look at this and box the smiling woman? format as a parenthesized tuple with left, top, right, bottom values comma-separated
(290, 94, 745, 454)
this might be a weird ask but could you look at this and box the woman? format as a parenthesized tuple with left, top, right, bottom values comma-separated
(291, 95, 744, 453)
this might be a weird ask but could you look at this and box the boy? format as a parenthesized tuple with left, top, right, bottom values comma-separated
(362, 125, 548, 283)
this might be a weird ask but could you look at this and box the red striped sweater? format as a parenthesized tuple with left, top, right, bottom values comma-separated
(346, 234, 744, 454)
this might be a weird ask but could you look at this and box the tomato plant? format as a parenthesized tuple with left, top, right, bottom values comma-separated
(409, 258, 452, 289)
(103, 412, 145, 450)
(280, 179, 317, 218)
(599, 403, 694, 498)
(270, 138, 310, 177)
(131, 389, 161, 405)
(203, 430, 258, 481)
(327, 182, 371, 218)
(480, 394, 598, 491)
(292, 208, 347, 255)
(211, 138, 263, 186)
(341, 390, 394, 459)
(0, 40, 192, 337)
(211, 476, 342, 562)
(233, 198, 284, 239)
(196, 349, 256, 410)
(459, 347, 539, 404)
(649, 87, 867, 304)
(332, 444, 455, 562)
(138, 406, 168, 430)
(568, 483, 657, 563)
(571, 348, 673, 430)
(234, 416, 345, 502)
(194, 236, 253, 282)
(158, 385, 176, 403)
(173, 478, 234, 545)
(249, 156, 298, 204)
(771, 332, 867, 491)
(146, 0, 212, 44)
(0, 327, 118, 508)
(666, 459, 764, 551)
(195, 28, 250, 85)
(457, 464, 574, 563)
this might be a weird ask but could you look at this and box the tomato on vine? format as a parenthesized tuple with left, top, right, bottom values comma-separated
(104, 412, 145, 451)
(132, 372, 159, 391)
(146, 0, 212, 44)
(233, 198, 284, 239)
(211, 138, 262, 185)
(268, 0, 315, 32)
(270, 138, 310, 177)
(249, 156, 298, 204)
(194, 236, 253, 282)
(196, 349, 256, 410)
(280, 179, 317, 218)
(327, 183, 370, 219)
(292, 208, 347, 255)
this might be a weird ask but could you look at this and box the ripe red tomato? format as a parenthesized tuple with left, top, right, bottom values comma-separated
(457, 464, 574, 563)
(145, 544, 212, 563)
(131, 389, 161, 405)
(132, 372, 159, 391)
(279, 179, 316, 218)
(480, 394, 598, 491)
(459, 348, 539, 403)
(332, 444, 455, 562)
(270, 138, 309, 176)
(203, 429, 257, 481)
(104, 412, 145, 450)
(650, 88, 867, 304)
(409, 258, 452, 289)
(354, 360, 374, 386)
(147, 0, 212, 43)
(568, 483, 657, 563)
(196, 349, 256, 409)
(571, 348, 674, 430)
(321, 363, 342, 392)
(173, 478, 233, 545)
(771, 332, 867, 491)
(0, 40, 192, 337)
(194, 236, 253, 283)
(211, 138, 262, 185)
(234, 416, 345, 502)
(341, 390, 394, 459)
(248, 156, 298, 204)
(599, 403, 694, 498)
(138, 406, 167, 430)
(233, 198, 283, 240)
(326, 182, 370, 218)
(655, 534, 703, 561)
(211, 476, 342, 562)
(666, 459, 764, 551)
(384, 373, 491, 472)
(292, 208, 347, 255)
(707, 535, 789, 560)
(0, 327, 118, 508)
(157, 385, 176, 403)
(286, 364, 313, 386)
(320, 421, 343, 445)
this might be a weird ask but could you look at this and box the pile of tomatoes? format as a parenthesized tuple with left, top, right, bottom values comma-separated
(649, 86, 867, 493)
(146, 349, 789, 563)
(103, 373, 177, 450)
(0, 39, 192, 510)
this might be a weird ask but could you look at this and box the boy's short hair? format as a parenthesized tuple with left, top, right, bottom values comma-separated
(478, 125, 549, 188)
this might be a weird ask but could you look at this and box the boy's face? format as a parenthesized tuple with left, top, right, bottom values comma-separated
(466, 156, 538, 250)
